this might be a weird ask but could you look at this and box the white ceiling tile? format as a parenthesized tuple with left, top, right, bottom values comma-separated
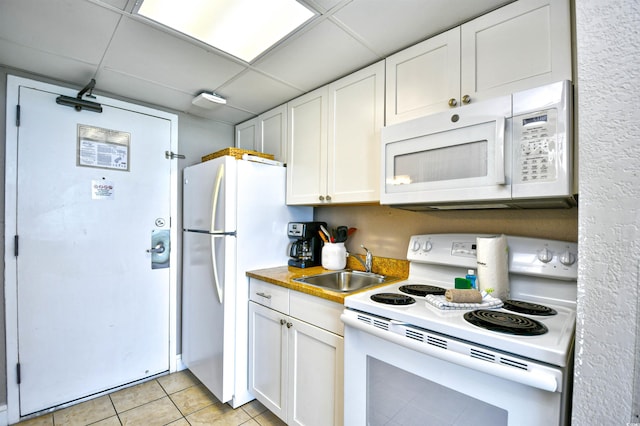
(305, 0, 347, 13)
(333, 0, 513, 56)
(97, 0, 130, 10)
(186, 104, 256, 124)
(96, 67, 194, 112)
(0, 0, 120, 65)
(102, 17, 247, 95)
(0, 39, 99, 86)
(219, 70, 303, 115)
(253, 20, 379, 91)
(96, 67, 254, 124)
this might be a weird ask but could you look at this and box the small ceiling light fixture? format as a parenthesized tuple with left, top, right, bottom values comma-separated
(192, 92, 227, 108)
(135, 0, 315, 62)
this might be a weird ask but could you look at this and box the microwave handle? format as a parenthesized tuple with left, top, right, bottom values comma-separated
(495, 116, 506, 185)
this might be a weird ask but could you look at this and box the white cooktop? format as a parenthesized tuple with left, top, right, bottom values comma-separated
(343, 234, 578, 367)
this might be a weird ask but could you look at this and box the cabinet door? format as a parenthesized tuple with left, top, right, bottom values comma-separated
(287, 317, 344, 426)
(235, 117, 258, 151)
(328, 61, 385, 203)
(287, 87, 328, 205)
(385, 28, 461, 123)
(248, 302, 288, 422)
(461, 0, 571, 103)
(259, 104, 287, 163)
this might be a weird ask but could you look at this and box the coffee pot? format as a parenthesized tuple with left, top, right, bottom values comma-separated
(287, 221, 326, 268)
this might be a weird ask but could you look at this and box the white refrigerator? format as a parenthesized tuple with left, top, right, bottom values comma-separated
(182, 156, 312, 407)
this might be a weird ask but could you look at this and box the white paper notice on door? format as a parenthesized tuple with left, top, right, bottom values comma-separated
(77, 125, 130, 171)
(92, 180, 115, 200)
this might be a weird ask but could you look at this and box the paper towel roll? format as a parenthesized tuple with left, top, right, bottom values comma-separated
(476, 235, 509, 300)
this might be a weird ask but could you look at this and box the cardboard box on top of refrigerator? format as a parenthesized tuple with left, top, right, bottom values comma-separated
(202, 147, 274, 162)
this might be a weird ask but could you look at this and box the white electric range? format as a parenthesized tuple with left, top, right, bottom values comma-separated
(342, 234, 578, 426)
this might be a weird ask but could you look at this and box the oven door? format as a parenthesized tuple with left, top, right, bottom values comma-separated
(381, 96, 512, 206)
(342, 313, 569, 426)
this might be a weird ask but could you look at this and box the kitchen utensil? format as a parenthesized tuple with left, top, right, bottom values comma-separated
(336, 226, 348, 243)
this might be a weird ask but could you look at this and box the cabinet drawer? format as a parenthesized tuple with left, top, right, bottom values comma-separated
(290, 290, 344, 336)
(250, 279, 289, 314)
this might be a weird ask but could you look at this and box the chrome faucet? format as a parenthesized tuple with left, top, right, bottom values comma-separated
(351, 244, 373, 273)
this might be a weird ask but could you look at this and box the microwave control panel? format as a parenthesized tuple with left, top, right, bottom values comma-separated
(512, 108, 558, 184)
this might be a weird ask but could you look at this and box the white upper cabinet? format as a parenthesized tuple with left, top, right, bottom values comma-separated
(386, 0, 571, 124)
(235, 117, 258, 151)
(328, 61, 385, 204)
(460, 0, 572, 103)
(259, 104, 288, 163)
(287, 61, 385, 205)
(287, 86, 329, 205)
(385, 28, 461, 123)
(235, 104, 288, 163)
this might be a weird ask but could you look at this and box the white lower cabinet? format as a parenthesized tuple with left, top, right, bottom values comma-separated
(249, 279, 344, 426)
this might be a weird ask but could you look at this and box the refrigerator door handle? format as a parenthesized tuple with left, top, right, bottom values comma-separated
(210, 163, 224, 233)
(210, 234, 224, 304)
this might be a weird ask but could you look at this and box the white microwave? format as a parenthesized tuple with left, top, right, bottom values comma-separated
(381, 81, 575, 210)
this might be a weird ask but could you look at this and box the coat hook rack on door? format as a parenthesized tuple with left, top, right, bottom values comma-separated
(55, 79, 103, 113)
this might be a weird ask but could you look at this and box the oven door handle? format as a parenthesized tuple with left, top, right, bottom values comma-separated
(342, 315, 560, 392)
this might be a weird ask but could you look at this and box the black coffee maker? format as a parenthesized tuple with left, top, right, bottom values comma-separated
(287, 221, 326, 268)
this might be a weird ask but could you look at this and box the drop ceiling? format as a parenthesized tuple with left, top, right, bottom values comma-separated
(0, 0, 513, 125)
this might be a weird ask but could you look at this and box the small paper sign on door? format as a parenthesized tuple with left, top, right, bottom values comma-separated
(92, 180, 114, 200)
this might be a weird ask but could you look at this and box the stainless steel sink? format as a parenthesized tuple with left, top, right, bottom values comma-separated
(293, 269, 394, 293)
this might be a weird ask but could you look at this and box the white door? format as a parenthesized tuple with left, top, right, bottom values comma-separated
(6, 78, 176, 416)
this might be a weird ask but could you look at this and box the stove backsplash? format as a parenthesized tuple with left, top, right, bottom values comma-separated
(315, 205, 577, 260)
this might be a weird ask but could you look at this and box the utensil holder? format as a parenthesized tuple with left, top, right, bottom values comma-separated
(321, 242, 347, 270)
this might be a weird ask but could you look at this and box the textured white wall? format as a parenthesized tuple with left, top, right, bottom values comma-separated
(574, 1, 640, 424)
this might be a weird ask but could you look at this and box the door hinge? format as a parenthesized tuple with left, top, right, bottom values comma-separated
(165, 151, 185, 160)
(16, 104, 20, 127)
(14, 235, 18, 257)
(16, 363, 21, 384)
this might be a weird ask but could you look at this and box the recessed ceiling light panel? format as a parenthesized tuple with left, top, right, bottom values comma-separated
(136, 0, 315, 62)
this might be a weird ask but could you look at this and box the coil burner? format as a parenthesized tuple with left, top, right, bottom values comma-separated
(399, 284, 446, 297)
(502, 300, 557, 316)
(464, 309, 548, 336)
(370, 293, 416, 306)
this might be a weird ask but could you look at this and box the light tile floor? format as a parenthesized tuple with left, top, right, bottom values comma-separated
(14, 370, 286, 426)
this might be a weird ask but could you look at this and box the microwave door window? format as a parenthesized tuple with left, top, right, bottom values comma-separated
(393, 140, 488, 185)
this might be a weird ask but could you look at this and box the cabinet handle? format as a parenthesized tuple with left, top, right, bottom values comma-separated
(325, 195, 331, 201)
(280, 319, 286, 325)
(448, 98, 458, 107)
(462, 95, 471, 104)
(319, 195, 325, 201)
(256, 292, 272, 299)
(286, 322, 293, 328)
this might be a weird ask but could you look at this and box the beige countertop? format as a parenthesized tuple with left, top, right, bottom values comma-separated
(246, 256, 409, 304)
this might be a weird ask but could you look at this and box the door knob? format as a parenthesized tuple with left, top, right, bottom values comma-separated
(462, 95, 471, 104)
(448, 98, 458, 107)
(147, 242, 165, 254)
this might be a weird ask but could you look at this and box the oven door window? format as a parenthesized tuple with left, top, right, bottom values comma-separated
(367, 357, 507, 425)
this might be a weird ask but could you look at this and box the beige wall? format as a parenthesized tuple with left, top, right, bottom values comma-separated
(315, 205, 577, 260)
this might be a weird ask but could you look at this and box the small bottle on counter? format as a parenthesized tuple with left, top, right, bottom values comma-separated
(466, 269, 477, 289)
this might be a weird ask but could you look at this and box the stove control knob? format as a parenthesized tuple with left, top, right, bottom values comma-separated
(411, 240, 421, 252)
(537, 247, 553, 263)
(421, 241, 433, 252)
(559, 250, 576, 266)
